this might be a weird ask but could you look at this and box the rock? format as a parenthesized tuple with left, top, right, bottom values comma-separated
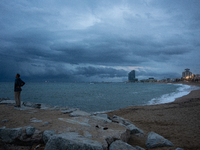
(83, 131, 93, 139)
(0, 127, 22, 143)
(31, 129, 43, 142)
(145, 132, 174, 148)
(126, 124, 144, 134)
(42, 122, 50, 126)
(58, 117, 91, 127)
(175, 148, 184, 150)
(30, 118, 43, 123)
(23, 102, 41, 108)
(91, 114, 112, 123)
(61, 108, 77, 114)
(135, 146, 145, 150)
(0, 100, 15, 105)
(111, 115, 143, 135)
(109, 140, 137, 150)
(69, 110, 91, 117)
(43, 130, 56, 144)
(26, 126, 35, 136)
(105, 129, 130, 146)
(111, 115, 131, 125)
(1, 119, 9, 123)
(44, 132, 103, 150)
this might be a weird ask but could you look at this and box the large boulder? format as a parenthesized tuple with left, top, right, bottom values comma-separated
(44, 132, 103, 150)
(109, 140, 137, 150)
(111, 115, 143, 134)
(43, 130, 56, 144)
(145, 132, 174, 148)
(0, 127, 22, 143)
(26, 126, 35, 136)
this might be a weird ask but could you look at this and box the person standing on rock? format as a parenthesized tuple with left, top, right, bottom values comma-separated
(14, 73, 25, 107)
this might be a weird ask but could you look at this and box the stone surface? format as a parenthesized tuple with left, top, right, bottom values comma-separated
(26, 126, 35, 136)
(44, 132, 103, 150)
(0, 100, 16, 105)
(126, 124, 144, 134)
(1, 119, 9, 123)
(43, 130, 56, 144)
(91, 114, 112, 123)
(61, 108, 77, 114)
(175, 148, 184, 150)
(69, 110, 91, 117)
(111, 115, 143, 135)
(109, 140, 137, 150)
(0, 127, 22, 143)
(58, 117, 91, 127)
(111, 115, 131, 125)
(42, 122, 50, 126)
(23, 102, 41, 109)
(0, 100, 134, 149)
(135, 146, 145, 150)
(30, 118, 43, 123)
(145, 131, 174, 148)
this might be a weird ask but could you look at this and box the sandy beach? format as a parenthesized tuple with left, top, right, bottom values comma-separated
(0, 82, 200, 150)
(107, 82, 200, 150)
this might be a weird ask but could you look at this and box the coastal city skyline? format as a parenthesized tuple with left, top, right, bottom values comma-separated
(0, 1, 200, 82)
(128, 68, 200, 82)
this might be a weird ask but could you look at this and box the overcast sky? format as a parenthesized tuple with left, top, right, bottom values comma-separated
(0, 0, 200, 82)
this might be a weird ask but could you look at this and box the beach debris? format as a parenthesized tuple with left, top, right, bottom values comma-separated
(44, 132, 104, 150)
(25, 126, 35, 136)
(109, 140, 137, 150)
(145, 131, 174, 148)
(43, 130, 56, 144)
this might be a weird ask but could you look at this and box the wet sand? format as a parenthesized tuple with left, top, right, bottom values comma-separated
(0, 82, 200, 149)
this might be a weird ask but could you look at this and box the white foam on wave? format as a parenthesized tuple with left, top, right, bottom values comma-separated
(148, 84, 199, 105)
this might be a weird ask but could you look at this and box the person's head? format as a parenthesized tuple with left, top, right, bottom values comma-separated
(15, 73, 20, 78)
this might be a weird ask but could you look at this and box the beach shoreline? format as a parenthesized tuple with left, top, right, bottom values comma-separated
(0, 82, 200, 149)
(107, 82, 200, 149)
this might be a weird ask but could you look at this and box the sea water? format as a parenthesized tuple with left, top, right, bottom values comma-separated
(0, 82, 198, 112)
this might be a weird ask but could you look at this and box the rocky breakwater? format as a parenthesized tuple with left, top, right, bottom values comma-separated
(0, 99, 181, 150)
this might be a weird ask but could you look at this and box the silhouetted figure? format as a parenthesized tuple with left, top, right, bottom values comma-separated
(14, 73, 25, 107)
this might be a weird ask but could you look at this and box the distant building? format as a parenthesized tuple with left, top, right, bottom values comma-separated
(182, 68, 192, 79)
(128, 70, 138, 82)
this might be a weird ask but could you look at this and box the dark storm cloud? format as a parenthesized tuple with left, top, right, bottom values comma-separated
(75, 66, 128, 78)
(0, 0, 199, 82)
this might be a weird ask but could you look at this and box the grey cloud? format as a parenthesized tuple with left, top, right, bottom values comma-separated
(0, 0, 199, 82)
(75, 66, 128, 78)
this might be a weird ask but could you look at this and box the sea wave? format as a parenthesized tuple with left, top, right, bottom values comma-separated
(148, 84, 200, 105)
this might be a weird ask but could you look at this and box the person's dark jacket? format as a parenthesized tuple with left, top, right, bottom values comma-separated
(14, 78, 25, 92)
